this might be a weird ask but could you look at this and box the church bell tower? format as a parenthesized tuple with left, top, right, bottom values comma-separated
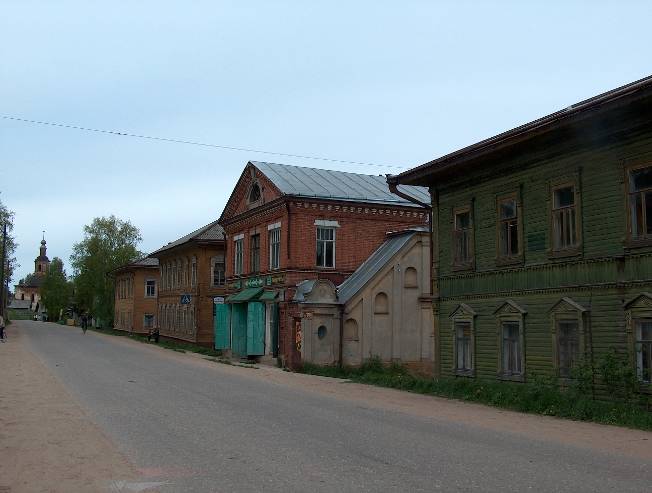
(34, 234, 50, 276)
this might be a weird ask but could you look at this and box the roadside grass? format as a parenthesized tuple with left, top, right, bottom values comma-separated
(88, 326, 225, 358)
(300, 358, 652, 431)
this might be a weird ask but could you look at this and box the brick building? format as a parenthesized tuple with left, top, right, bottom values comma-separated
(216, 161, 429, 367)
(112, 257, 159, 334)
(149, 220, 225, 346)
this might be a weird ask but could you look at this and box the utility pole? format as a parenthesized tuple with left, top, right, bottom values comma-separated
(0, 222, 7, 318)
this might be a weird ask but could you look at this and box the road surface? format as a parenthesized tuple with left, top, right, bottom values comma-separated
(3, 320, 651, 492)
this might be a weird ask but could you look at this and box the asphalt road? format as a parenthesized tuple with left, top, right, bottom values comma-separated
(16, 320, 652, 492)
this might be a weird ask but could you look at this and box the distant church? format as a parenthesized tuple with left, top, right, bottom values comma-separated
(12, 237, 51, 314)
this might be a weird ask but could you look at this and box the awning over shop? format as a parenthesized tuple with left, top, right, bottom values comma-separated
(258, 290, 278, 302)
(226, 287, 264, 303)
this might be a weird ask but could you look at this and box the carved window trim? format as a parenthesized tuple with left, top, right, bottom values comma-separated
(624, 293, 652, 387)
(452, 205, 474, 271)
(549, 297, 588, 379)
(450, 303, 476, 377)
(495, 192, 523, 266)
(548, 177, 582, 258)
(495, 300, 527, 382)
(624, 160, 652, 248)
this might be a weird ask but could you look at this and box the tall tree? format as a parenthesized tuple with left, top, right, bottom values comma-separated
(41, 257, 71, 321)
(70, 216, 142, 326)
(0, 194, 18, 285)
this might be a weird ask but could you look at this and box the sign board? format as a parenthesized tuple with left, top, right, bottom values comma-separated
(213, 296, 225, 304)
(180, 294, 192, 304)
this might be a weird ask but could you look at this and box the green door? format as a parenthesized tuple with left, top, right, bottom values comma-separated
(231, 304, 248, 356)
(270, 303, 279, 357)
(214, 304, 231, 350)
(247, 302, 265, 356)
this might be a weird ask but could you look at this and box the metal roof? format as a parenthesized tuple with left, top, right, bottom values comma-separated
(337, 229, 422, 304)
(8, 299, 31, 310)
(388, 74, 652, 186)
(149, 219, 225, 256)
(251, 161, 430, 206)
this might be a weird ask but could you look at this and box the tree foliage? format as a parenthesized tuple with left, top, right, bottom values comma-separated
(70, 216, 142, 326)
(41, 257, 72, 321)
(0, 193, 18, 285)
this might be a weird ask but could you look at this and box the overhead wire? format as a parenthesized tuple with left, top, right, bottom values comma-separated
(1, 115, 406, 171)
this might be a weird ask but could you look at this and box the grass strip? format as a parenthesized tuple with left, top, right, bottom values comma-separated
(300, 359, 652, 431)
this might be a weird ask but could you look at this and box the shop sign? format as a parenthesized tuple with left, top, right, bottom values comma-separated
(227, 280, 242, 290)
(245, 277, 265, 288)
(213, 296, 225, 304)
(267, 273, 286, 285)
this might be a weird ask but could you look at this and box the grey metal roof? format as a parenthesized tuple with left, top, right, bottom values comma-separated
(251, 161, 430, 206)
(337, 229, 422, 304)
(149, 219, 225, 256)
(133, 257, 159, 267)
(8, 299, 31, 310)
(293, 280, 317, 302)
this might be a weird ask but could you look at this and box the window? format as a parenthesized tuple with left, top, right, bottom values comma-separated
(144, 314, 154, 329)
(628, 165, 652, 241)
(234, 238, 244, 275)
(316, 227, 335, 268)
(498, 196, 519, 258)
(556, 320, 580, 378)
(249, 182, 261, 203)
(501, 321, 522, 377)
(145, 279, 156, 298)
(455, 321, 473, 373)
(212, 255, 225, 287)
(453, 207, 473, 267)
(269, 227, 281, 270)
(552, 184, 579, 251)
(250, 234, 260, 273)
(191, 256, 197, 287)
(450, 303, 476, 376)
(635, 319, 652, 383)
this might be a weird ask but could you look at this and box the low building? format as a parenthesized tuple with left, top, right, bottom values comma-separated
(217, 161, 429, 367)
(149, 220, 225, 346)
(296, 228, 434, 374)
(111, 257, 160, 334)
(387, 75, 652, 391)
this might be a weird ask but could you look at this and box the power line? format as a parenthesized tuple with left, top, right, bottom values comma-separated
(1, 115, 406, 170)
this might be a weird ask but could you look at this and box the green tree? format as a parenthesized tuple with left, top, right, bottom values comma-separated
(70, 216, 142, 326)
(0, 193, 18, 285)
(41, 257, 72, 321)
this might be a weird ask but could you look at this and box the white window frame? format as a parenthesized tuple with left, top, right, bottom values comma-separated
(145, 279, 156, 298)
(234, 236, 244, 275)
(269, 226, 281, 270)
(316, 226, 336, 268)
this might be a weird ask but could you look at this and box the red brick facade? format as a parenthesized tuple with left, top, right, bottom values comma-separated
(220, 162, 428, 367)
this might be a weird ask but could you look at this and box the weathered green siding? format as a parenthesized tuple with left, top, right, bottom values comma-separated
(433, 102, 652, 386)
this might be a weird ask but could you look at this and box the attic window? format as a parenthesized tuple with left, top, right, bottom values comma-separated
(249, 183, 261, 203)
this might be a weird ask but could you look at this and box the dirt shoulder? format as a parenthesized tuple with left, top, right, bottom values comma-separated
(0, 327, 154, 493)
(99, 329, 652, 462)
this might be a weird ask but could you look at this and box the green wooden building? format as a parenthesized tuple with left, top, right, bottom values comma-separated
(388, 75, 652, 392)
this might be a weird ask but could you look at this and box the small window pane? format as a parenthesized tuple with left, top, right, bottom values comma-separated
(455, 211, 470, 229)
(500, 199, 516, 219)
(631, 167, 652, 191)
(554, 187, 574, 208)
(557, 320, 579, 378)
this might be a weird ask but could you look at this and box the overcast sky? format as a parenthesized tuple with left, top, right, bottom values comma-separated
(1, 0, 651, 283)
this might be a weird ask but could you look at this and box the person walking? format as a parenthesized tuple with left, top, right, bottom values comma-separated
(0, 313, 6, 342)
(81, 313, 88, 334)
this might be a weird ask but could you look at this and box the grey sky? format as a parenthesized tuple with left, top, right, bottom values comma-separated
(2, 0, 651, 283)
